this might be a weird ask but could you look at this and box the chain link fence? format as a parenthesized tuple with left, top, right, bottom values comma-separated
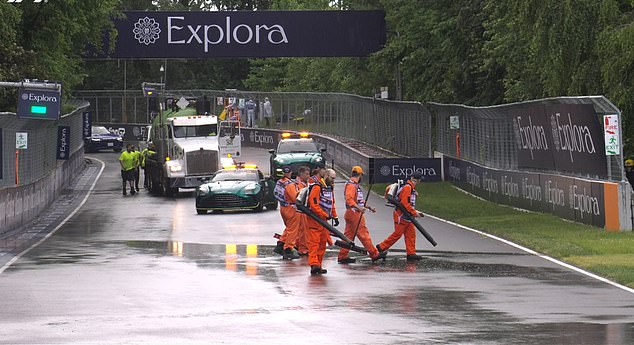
(72, 90, 432, 158)
(429, 96, 625, 182)
(0, 101, 88, 187)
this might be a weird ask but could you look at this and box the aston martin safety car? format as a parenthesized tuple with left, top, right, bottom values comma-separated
(268, 132, 326, 179)
(195, 164, 278, 214)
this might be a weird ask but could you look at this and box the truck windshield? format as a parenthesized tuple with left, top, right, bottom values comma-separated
(173, 124, 218, 138)
(277, 140, 319, 153)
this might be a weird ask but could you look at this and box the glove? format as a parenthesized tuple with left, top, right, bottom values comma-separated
(333, 217, 339, 227)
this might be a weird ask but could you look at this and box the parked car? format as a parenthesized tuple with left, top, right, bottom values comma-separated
(85, 126, 123, 152)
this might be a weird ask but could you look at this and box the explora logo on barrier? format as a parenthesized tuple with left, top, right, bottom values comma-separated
(133, 16, 289, 52)
(21, 92, 58, 103)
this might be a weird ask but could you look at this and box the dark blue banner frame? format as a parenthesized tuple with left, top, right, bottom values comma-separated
(104, 11, 386, 58)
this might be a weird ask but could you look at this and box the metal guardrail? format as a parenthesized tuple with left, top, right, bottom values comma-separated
(72, 90, 433, 158)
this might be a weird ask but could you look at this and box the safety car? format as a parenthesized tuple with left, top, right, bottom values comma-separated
(195, 163, 278, 214)
(269, 132, 326, 179)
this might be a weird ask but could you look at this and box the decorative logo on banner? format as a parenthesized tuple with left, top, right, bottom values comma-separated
(243, 128, 277, 148)
(57, 126, 70, 160)
(101, 11, 386, 58)
(512, 104, 606, 178)
(370, 158, 441, 184)
(133, 17, 161, 45)
(603, 115, 620, 156)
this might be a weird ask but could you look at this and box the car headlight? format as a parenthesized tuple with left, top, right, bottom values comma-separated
(92, 138, 101, 141)
(244, 184, 259, 193)
(117, 137, 123, 141)
(274, 158, 285, 164)
(313, 156, 323, 162)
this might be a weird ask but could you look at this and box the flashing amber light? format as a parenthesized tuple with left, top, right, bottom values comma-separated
(223, 165, 237, 170)
(281, 133, 291, 138)
(227, 154, 232, 158)
(165, 157, 171, 161)
(299, 132, 309, 138)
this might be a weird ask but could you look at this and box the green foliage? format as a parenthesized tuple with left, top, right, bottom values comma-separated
(0, 0, 119, 109)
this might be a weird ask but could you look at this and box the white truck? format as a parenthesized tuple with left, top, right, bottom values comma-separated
(146, 100, 240, 196)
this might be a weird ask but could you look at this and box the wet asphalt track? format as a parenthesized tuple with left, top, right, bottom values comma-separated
(0, 147, 633, 344)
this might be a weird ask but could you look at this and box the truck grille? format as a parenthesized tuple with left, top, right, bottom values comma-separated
(186, 150, 218, 175)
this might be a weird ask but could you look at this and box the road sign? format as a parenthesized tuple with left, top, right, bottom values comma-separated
(450, 116, 459, 129)
(17, 87, 61, 120)
(16, 132, 28, 149)
(604, 115, 620, 156)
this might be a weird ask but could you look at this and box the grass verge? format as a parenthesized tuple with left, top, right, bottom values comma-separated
(371, 181, 634, 288)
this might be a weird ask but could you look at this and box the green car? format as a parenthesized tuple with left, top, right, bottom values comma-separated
(269, 134, 326, 179)
(195, 165, 278, 214)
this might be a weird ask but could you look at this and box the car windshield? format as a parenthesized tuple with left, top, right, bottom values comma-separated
(277, 139, 318, 154)
(173, 124, 218, 138)
(212, 170, 259, 182)
(92, 126, 112, 135)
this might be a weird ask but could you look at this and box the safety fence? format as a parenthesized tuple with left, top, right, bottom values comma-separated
(72, 90, 433, 158)
(429, 96, 624, 182)
(430, 97, 631, 230)
(0, 102, 87, 234)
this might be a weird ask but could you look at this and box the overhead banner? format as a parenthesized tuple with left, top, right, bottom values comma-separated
(57, 126, 70, 160)
(369, 158, 441, 184)
(105, 10, 386, 58)
(512, 103, 606, 178)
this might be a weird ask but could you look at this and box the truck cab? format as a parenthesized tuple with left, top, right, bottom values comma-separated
(148, 103, 238, 196)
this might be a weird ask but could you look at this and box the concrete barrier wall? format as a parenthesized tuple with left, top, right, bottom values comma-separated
(0, 147, 84, 235)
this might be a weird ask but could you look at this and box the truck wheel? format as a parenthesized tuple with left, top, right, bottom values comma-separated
(255, 202, 264, 212)
(196, 209, 207, 215)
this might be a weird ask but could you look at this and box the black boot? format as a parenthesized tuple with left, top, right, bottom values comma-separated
(283, 247, 300, 260)
(273, 241, 284, 255)
(310, 265, 321, 275)
(372, 250, 388, 262)
(406, 254, 423, 261)
(319, 267, 327, 274)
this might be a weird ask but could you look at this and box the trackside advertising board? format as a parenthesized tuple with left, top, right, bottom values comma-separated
(512, 103, 606, 178)
(106, 11, 386, 58)
(369, 158, 441, 184)
(444, 156, 617, 228)
(57, 126, 70, 160)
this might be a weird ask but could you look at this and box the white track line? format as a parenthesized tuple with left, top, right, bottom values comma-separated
(425, 213, 634, 294)
(0, 157, 105, 274)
